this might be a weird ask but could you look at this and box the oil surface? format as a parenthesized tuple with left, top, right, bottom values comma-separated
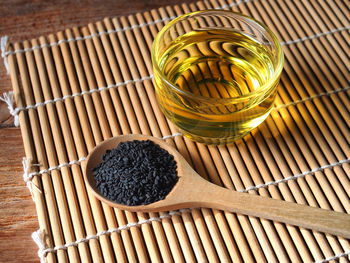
(155, 29, 278, 143)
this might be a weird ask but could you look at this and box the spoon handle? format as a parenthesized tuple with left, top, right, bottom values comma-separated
(195, 181, 350, 238)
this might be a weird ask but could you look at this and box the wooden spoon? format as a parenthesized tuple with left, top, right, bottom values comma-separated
(84, 134, 350, 238)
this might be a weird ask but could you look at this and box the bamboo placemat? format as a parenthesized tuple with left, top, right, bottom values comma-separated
(2, 0, 350, 262)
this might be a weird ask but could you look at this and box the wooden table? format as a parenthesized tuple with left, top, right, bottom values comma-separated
(0, 1, 194, 262)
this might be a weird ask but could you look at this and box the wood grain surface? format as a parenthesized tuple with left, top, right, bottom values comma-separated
(0, 1, 194, 262)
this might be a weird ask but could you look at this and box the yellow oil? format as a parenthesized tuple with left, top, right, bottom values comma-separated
(155, 29, 278, 144)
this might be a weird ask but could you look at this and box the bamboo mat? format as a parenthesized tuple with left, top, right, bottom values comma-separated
(2, 0, 350, 262)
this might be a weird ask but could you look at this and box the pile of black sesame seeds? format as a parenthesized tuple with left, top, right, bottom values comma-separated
(93, 140, 178, 206)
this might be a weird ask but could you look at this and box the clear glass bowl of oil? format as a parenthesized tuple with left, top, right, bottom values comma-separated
(152, 10, 284, 144)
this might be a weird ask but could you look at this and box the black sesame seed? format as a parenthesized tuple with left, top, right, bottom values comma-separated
(93, 140, 178, 206)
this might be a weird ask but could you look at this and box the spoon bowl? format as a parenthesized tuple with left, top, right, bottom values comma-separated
(84, 134, 202, 212)
(84, 134, 350, 238)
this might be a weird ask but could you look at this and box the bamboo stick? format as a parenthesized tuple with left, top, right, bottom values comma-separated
(87, 21, 160, 263)
(46, 33, 117, 262)
(8, 45, 57, 263)
(255, 0, 350, 212)
(72, 27, 113, 140)
(63, 28, 131, 262)
(126, 8, 237, 262)
(273, 0, 350, 191)
(294, 1, 349, 80)
(196, 1, 290, 262)
(95, 14, 212, 263)
(149, 6, 235, 262)
(320, 0, 350, 31)
(167, 2, 271, 262)
(136, 10, 198, 263)
(333, 0, 350, 24)
(270, 3, 349, 136)
(291, 0, 350, 79)
(69, 27, 139, 263)
(259, 117, 329, 262)
(89, 20, 167, 262)
(196, 13, 312, 263)
(31, 37, 93, 263)
(122, 8, 213, 263)
(316, 0, 350, 49)
(285, 1, 350, 171)
(276, 0, 350, 130)
(267, 109, 348, 258)
(157, 4, 244, 261)
(209, 0, 348, 262)
(246, 133, 318, 262)
(209, 1, 328, 261)
(38, 32, 113, 262)
(96, 17, 181, 262)
(16, 40, 69, 262)
(142, 8, 203, 260)
(147, 7, 196, 168)
(247, 0, 350, 259)
(165, 3, 267, 262)
(182, 2, 270, 261)
(80, 24, 153, 262)
(121, 11, 229, 262)
(269, 102, 350, 261)
(110, 11, 200, 262)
